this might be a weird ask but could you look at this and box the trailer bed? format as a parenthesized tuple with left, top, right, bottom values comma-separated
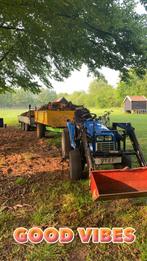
(18, 115, 35, 126)
(35, 110, 75, 128)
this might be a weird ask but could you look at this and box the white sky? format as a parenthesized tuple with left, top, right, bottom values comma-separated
(52, 3, 146, 94)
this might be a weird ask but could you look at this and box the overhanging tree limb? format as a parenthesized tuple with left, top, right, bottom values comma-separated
(0, 49, 12, 63)
(0, 0, 146, 93)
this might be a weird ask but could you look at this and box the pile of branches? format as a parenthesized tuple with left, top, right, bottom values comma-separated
(38, 101, 82, 111)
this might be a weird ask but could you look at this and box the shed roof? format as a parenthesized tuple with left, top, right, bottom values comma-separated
(124, 96, 147, 102)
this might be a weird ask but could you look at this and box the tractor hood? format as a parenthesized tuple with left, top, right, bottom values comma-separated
(84, 119, 114, 138)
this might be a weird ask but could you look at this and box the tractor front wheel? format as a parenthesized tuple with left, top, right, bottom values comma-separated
(69, 149, 82, 180)
(114, 155, 132, 169)
(122, 155, 132, 168)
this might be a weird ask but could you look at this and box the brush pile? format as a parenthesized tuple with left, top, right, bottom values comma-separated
(38, 97, 82, 111)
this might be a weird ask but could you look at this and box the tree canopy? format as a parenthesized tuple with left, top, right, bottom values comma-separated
(0, 0, 147, 93)
(141, 0, 147, 10)
(58, 78, 119, 108)
(117, 69, 147, 101)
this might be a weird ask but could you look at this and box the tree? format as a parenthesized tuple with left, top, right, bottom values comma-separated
(36, 89, 57, 106)
(117, 70, 147, 102)
(88, 79, 118, 108)
(0, 88, 57, 108)
(58, 77, 119, 108)
(0, 0, 146, 93)
(0, 92, 13, 108)
(141, 0, 147, 10)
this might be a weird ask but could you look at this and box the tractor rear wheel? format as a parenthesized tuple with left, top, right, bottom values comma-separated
(69, 149, 82, 180)
(61, 128, 71, 159)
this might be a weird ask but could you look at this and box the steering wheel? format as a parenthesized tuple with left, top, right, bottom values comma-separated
(81, 113, 90, 118)
(90, 113, 97, 119)
(81, 112, 97, 120)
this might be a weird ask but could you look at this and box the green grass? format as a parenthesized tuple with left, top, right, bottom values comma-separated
(15, 177, 27, 186)
(46, 126, 62, 133)
(0, 108, 26, 126)
(1, 177, 147, 261)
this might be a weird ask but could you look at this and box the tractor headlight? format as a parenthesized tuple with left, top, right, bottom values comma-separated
(104, 136, 112, 141)
(96, 136, 113, 141)
(96, 136, 104, 142)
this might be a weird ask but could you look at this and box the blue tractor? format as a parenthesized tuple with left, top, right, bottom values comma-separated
(61, 108, 146, 183)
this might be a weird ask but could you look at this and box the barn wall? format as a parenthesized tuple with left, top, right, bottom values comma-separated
(124, 99, 131, 111)
(132, 101, 147, 110)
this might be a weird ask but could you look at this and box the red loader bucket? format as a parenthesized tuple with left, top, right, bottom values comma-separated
(90, 167, 147, 200)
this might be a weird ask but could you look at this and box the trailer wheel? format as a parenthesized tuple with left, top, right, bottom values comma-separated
(21, 122, 25, 131)
(69, 149, 82, 180)
(37, 123, 46, 138)
(24, 123, 30, 131)
(114, 155, 132, 169)
(61, 128, 71, 159)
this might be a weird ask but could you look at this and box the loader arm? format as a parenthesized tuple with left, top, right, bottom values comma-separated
(82, 130, 93, 170)
(112, 122, 146, 167)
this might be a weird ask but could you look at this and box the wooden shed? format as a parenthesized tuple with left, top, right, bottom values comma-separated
(124, 96, 147, 113)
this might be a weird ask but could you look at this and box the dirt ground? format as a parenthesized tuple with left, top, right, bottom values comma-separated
(0, 127, 69, 210)
(0, 127, 68, 177)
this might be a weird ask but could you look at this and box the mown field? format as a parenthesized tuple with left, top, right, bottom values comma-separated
(0, 108, 147, 261)
(0, 108, 26, 126)
(1, 107, 147, 159)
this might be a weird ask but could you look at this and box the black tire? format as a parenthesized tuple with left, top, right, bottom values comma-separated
(37, 123, 46, 138)
(21, 122, 25, 131)
(61, 128, 71, 159)
(69, 149, 82, 180)
(114, 155, 132, 169)
(122, 155, 132, 168)
(24, 123, 30, 131)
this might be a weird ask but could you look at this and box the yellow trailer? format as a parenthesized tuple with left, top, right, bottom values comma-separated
(34, 110, 75, 138)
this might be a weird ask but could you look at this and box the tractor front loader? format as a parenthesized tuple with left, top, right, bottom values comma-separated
(61, 108, 147, 200)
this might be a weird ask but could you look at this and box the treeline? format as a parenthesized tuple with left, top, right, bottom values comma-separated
(0, 89, 57, 108)
(0, 70, 146, 109)
(60, 79, 119, 108)
(58, 70, 147, 108)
